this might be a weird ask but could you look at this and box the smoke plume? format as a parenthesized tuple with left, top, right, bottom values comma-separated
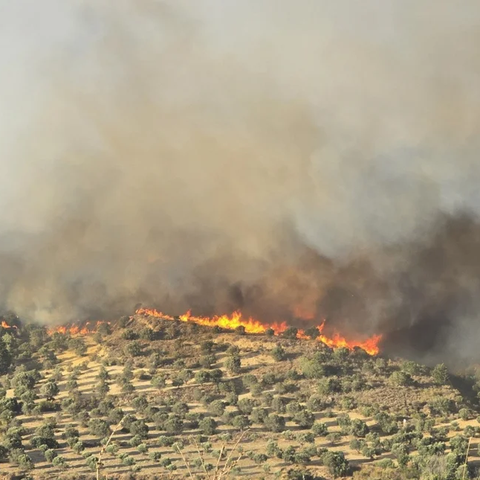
(1, 0, 480, 364)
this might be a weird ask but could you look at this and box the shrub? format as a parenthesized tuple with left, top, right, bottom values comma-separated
(149, 451, 162, 462)
(232, 415, 251, 430)
(326, 433, 342, 445)
(389, 371, 412, 386)
(271, 396, 287, 413)
(402, 360, 422, 376)
(286, 401, 304, 416)
(225, 356, 241, 374)
(10, 450, 34, 470)
(459, 408, 470, 421)
(130, 419, 149, 438)
(201, 341, 216, 354)
(121, 455, 136, 466)
(208, 400, 225, 417)
(432, 363, 449, 385)
(271, 345, 287, 361)
(304, 327, 320, 340)
(124, 341, 143, 357)
(132, 395, 149, 413)
(333, 347, 350, 362)
(44, 448, 57, 462)
(321, 451, 350, 478)
(250, 408, 268, 424)
(88, 419, 110, 438)
(238, 398, 256, 415)
(317, 377, 341, 395)
(151, 374, 166, 389)
(195, 370, 211, 384)
(375, 412, 398, 435)
(122, 329, 139, 340)
(52, 455, 67, 468)
(306, 394, 325, 412)
(264, 413, 286, 433)
(450, 435, 468, 455)
(40, 381, 59, 400)
(137, 443, 148, 454)
(294, 410, 315, 429)
(350, 419, 369, 438)
(312, 422, 328, 436)
(129, 435, 143, 447)
(283, 327, 298, 339)
(164, 416, 183, 434)
(72, 441, 85, 454)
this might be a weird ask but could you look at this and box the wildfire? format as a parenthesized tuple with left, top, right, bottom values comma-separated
(0, 308, 381, 355)
(135, 308, 382, 355)
(1, 321, 17, 330)
(46, 321, 110, 336)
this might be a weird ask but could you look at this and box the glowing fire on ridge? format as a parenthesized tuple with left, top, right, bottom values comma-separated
(0, 311, 381, 356)
(135, 308, 382, 355)
(46, 321, 110, 336)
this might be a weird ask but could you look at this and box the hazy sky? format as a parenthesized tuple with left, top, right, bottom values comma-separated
(1, 1, 480, 363)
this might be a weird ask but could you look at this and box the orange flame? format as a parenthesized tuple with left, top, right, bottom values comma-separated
(1, 321, 17, 330)
(46, 320, 110, 336)
(135, 308, 381, 355)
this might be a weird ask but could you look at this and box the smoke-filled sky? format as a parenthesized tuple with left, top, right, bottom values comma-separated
(2, 0, 480, 364)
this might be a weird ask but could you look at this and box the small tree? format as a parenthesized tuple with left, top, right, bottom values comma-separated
(40, 381, 59, 400)
(232, 415, 251, 430)
(350, 419, 369, 438)
(264, 414, 286, 433)
(88, 419, 110, 438)
(165, 416, 183, 434)
(322, 451, 350, 478)
(208, 400, 225, 417)
(44, 448, 57, 462)
(312, 422, 328, 436)
(52, 455, 67, 469)
(294, 410, 315, 429)
(238, 398, 255, 415)
(199, 417, 217, 435)
(130, 420, 149, 439)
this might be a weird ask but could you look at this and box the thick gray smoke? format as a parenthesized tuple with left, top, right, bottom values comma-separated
(1, 0, 480, 364)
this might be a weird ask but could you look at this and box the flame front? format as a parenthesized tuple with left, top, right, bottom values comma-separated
(1, 321, 17, 329)
(46, 321, 110, 336)
(135, 308, 381, 355)
(41, 309, 381, 356)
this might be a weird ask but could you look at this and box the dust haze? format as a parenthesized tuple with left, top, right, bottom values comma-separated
(1, 0, 480, 365)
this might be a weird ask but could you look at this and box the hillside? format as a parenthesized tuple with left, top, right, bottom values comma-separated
(0, 313, 479, 480)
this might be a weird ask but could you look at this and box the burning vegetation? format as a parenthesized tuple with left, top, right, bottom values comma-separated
(1, 309, 382, 356)
(45, 321, 111, 336)
(135, 308, 382, 355)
